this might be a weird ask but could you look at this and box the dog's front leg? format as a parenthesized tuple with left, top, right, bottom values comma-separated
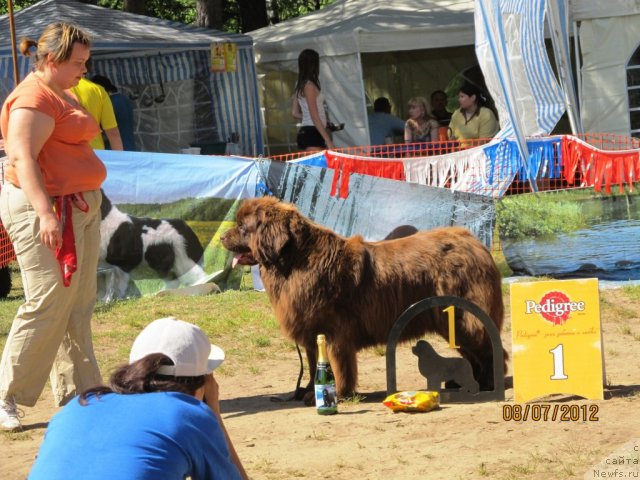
(299, 342, 318, 405)
(329, 341, 358, 399)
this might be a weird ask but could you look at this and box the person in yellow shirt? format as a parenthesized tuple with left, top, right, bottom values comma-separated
(449, 82, 499, 145)
(71, 77, 123, 150)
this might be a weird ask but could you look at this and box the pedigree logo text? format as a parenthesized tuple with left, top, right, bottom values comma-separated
(524, 291, 585, 325)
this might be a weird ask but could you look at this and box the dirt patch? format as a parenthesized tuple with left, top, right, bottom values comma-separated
(2, 288, 639, 480)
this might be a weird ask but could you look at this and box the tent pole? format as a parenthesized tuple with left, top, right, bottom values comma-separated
(8, 0, 21, 86)
(573, 20, 582, 128)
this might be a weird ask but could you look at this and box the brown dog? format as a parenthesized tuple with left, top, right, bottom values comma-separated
(221, 197, 506, 398)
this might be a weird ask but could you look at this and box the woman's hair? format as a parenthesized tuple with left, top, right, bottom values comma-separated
(79, 353, 206, 405)
(407, 96, 435, 120)
(458, 82, 499, 119)
(458, 82, 488, 108)
(90, 74, 117, 93)
(294, 48, 320, 97)
(19, 22, 91, 71)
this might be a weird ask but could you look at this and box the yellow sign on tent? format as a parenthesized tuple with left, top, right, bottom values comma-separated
(210, 43, 226, 73)
(511, 278, 604, 403)
(224, 43, 237, 73)
(210, 42, 237, 73)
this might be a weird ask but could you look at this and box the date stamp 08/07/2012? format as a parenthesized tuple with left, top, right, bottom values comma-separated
(502, 403, 599, 422)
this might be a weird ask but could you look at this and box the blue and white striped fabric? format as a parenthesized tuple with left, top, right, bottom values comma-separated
(92, 47, 262, 156)
(0, 55, 32, 102)
(475, 0, 566, 192)
(211, 47, 263, 156)
(476, 0, 565, 138)
(546, 0, 583, 134)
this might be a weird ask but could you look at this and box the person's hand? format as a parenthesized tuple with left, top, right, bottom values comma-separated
(204, 373, 249, 479)
(203, 373, 221, 415)
(39, 212, 62, 250)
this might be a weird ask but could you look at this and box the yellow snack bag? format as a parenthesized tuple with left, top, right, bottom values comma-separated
(383, 391, 440, 413)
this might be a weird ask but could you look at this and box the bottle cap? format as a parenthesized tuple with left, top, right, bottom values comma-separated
(317, 334, 326, 342)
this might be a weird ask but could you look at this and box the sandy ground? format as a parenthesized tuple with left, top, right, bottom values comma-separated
(2, 288, 639, 480)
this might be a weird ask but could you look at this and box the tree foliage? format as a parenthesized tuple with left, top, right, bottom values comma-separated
(1, 0, 337, 32)
(0, 0, 39, 14)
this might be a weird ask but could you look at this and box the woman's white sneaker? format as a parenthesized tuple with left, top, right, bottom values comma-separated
(0, 399, 22, 431)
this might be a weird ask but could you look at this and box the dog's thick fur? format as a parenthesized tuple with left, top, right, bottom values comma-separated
(221, 197, 506, 397)
(99, 191, 206, 300)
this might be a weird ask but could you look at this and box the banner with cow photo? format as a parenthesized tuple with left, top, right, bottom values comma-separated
(97, 150, 260, 300)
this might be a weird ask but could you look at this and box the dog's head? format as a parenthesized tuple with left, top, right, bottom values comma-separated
(383, 225, 418, 241)
(221, 197, 306, 268)
(412, 340, 436, 357)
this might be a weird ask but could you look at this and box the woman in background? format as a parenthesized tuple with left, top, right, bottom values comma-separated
(404, 96, 440, 143)
(449, 82, 499, 142)
(291, 49, 334, 151)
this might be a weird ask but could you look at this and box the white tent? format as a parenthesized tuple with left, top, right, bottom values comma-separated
(571, 0, 640, 138)
(0, 0, 263, 154)
(250, 0, 476, 153)
(250, 0, 640, 153)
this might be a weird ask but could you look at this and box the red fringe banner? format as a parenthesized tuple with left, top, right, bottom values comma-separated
(561, 136, 639, 193)
(325, 151, 405, 198)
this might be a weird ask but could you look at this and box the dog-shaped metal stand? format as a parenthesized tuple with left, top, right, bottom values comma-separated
(387, 296, 506, 403)
(412, 340, 479, 395)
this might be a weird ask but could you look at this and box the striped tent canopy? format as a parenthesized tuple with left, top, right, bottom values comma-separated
(0, 0, 262, 155)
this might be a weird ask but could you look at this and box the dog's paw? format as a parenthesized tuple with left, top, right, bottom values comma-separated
(292, 386, 310, 401)
(302, 390, 315, 407)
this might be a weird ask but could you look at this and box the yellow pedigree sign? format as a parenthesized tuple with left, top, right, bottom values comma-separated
(511, 278, 604, 403)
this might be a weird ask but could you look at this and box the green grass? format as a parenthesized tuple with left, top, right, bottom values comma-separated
(0, 269, 287, 378)
(622, 284, 640, 301)
(496, 194, 586, 240)
(2, 265, 639, 383)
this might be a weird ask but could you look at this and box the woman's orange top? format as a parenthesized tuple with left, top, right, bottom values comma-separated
(0, 72, 106, 196)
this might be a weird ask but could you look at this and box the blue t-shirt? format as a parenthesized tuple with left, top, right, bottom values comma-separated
(367, 112, 406, 145)
(29, 392, 242, 480)
(109, 92, 137, 151)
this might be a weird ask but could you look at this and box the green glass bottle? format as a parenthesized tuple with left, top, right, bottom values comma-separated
(314, 334, 338, 415)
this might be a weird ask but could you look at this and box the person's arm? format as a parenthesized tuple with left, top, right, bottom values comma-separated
(5, 108, 61, 250)
(291, 95, 302, 120)
(404, 119, 417, 143)
(303, 83, 334, 149)
(428, 119, 440, 142)
(392, 116, 406, 136)
(448, 110, 461, 140)
(203, 374, 248, 480)
(104, 127, 123, 151)
(99, 90, 123, 150)
(478, 108, 500, 139)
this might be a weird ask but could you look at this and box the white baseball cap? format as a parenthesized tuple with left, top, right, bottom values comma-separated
(129, 317, 225, 377)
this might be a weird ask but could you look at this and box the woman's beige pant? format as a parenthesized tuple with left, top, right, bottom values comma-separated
(0, 184, 103, 407)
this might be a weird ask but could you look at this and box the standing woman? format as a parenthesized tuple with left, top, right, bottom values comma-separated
(404, 96, 440, 143)
(0, 23, 106, 431)
(291, 49, 335, 151)
(449, 82, 499, 143)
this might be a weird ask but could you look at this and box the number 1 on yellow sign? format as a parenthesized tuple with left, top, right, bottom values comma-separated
(443, 306, 460, 349)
